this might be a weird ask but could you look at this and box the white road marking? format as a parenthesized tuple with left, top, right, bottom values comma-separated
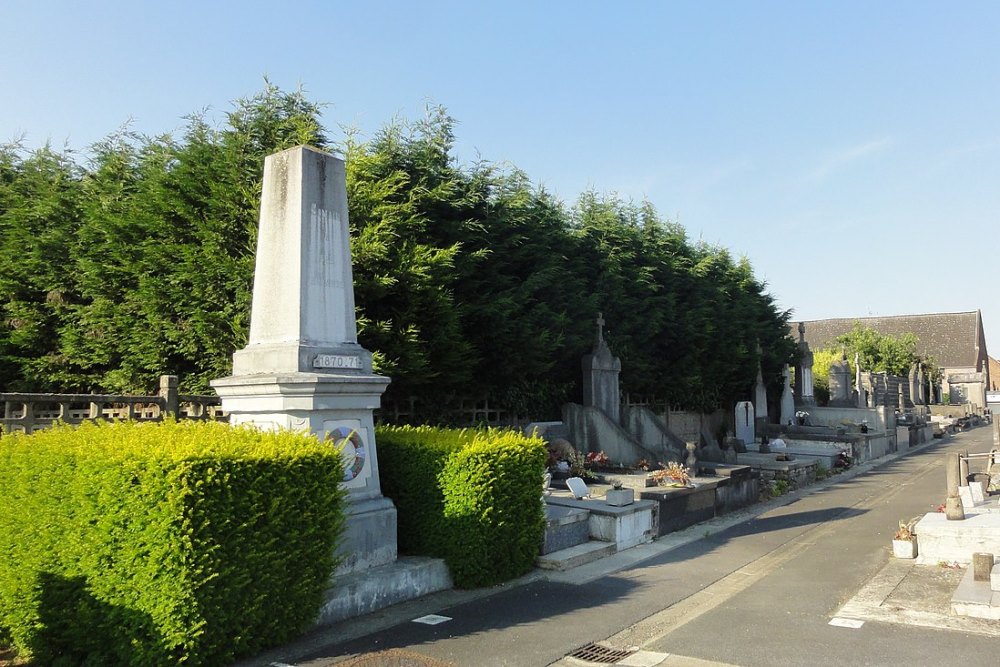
(412, 614, 452, 625)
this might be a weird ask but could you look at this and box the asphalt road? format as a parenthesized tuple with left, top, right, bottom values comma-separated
(248, 424, 1000, 667)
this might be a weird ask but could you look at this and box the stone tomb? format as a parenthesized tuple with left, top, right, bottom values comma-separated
(545, 495, 657, 552)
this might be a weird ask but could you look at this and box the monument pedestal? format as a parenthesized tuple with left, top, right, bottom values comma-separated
(212, 371, 396, 574)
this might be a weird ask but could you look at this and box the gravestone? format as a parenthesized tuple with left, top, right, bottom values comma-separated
(828, 353, 853, 407)
(212, 146, 395, 574)
(779, 364, 795, 425)
(908, 365, 919, 407)
(582, 312, 622, 423)
(794, 322, 816, 406)
(855, 353, 866, 408)
(754, 346, 768, 432)
(735, 400, 754, 445)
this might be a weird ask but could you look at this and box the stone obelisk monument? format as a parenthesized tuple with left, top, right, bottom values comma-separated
(212, 145, 394, 575)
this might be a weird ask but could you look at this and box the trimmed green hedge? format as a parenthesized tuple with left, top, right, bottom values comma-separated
(376, 426, 546, 588)
(0, 420, 346, 666)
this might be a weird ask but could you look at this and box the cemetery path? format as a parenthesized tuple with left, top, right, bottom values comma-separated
(244, 425, 999, 667)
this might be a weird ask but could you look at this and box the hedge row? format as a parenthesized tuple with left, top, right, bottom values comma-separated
(0, 420, 347, 666)
(376, 426, 547, 588)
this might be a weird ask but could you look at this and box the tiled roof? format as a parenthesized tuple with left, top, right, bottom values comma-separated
(791, 311, 982, 368)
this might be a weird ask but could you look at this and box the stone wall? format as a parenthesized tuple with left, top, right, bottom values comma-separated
(1, 375, 223, 436)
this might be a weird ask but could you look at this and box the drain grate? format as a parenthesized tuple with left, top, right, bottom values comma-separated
(566, 642, 636, 664)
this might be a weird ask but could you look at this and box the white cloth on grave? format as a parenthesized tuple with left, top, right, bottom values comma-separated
(770, 437, 787, 449)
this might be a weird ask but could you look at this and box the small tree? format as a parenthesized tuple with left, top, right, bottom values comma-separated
(835, 322, 919, 376)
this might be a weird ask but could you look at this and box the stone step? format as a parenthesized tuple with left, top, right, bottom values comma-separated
(952, 565, 1000, 620)
(542, 505, 591, 555)
(316, 556, 453, 626)
(537, 540, 616, 571)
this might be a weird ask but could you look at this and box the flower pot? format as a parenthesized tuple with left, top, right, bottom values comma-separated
(605, 488, 634, 506)
(892, 538, 917, 559)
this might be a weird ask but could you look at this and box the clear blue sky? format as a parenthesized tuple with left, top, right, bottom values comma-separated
(3, 1, 998, 357)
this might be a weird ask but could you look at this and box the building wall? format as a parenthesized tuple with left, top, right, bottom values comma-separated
(989, 356, 1000, 392)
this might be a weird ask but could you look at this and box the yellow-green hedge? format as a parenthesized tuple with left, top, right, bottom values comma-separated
(376, 426, 546, 588)
(0, 420, 346, 666)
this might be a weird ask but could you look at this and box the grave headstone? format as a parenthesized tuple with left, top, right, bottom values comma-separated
(855, 353, 866, 408)
(794, 322, 816, 406)
(753, 345, 768, 431)
(779, 364, 795, 425)
(735, 400, 754, 445)
(212, 146, 395, 574)
(582, 312, 622, 423)
(828, 353, 852, 407)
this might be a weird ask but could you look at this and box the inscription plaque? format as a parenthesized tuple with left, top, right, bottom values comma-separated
(313, 354, 362, 370)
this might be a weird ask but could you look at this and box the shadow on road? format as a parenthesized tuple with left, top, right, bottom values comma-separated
(291, 576, 642, 665)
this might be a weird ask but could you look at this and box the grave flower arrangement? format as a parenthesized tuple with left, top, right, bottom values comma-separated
(568, 450, 597, 480)
(585, 450, 610, 468)
(893, 520, 914, 542)
(649, 461, 691, 488)
(835, 450, 852, 469)
(795, 410, 810, 425)
(892, 519, 918, 558)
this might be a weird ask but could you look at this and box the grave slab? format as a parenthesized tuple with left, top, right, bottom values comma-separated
(915, 510, 1000, 565)
(640, 482, 718, 536)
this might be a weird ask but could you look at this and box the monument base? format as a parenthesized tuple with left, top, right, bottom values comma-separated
(316, 557, 453, 626)
(212, 371, 396, 577)
(338, 496, 398, 575)
(231, 342, 375, 376)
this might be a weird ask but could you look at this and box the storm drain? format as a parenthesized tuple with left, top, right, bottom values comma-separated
(566, 642, 636, 664)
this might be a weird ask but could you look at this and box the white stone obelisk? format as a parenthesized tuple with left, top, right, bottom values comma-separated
(212, 145, 395, 574)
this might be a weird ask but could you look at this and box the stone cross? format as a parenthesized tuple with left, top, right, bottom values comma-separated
(754, 344, 768, 430)
(795, 322, 815, 406)
(582, 312, 622, 423)
(735, 400, 755, 445)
